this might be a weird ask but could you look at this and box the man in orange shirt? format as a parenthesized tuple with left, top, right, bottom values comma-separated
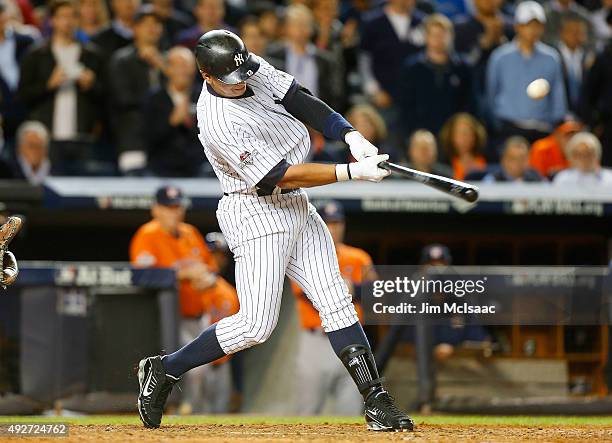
(292, 200, 376, 415)
(130, 185, 239, 414)
(529, 120, 582, 178)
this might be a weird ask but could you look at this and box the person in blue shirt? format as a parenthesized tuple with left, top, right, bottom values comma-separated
(486, 1, 567, 148)
(453, 0, 514, 119)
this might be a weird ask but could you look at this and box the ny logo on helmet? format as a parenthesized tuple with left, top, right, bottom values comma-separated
(234, 53, 244, 67)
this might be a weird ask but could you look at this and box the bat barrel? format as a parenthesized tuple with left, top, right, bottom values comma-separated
(460, 187, 479, 203)
(379, 161, 480, 203)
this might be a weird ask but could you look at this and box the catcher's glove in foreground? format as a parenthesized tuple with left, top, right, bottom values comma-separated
(0, 216, 22, 288)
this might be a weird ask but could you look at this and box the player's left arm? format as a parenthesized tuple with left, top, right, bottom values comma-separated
(280, 80, 377, 161)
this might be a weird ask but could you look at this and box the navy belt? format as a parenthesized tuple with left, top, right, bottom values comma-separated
(223, 188, 296, 197)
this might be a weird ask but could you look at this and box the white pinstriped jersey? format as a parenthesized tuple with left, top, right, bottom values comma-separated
(196, 55, 311, 194)
(195, 55, 359, 354)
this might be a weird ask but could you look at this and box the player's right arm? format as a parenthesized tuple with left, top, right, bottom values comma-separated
(276, 156, 390, 189)
(202, 119, 389, 191)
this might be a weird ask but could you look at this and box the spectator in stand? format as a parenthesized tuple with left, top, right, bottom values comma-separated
(486, 1, 567, 145)
(312, 0, 343, 56)
(434, 0, 469, 18)
(0, 0, 35, 141)
(143, 46, 204, 177)
(8, 120, 51, 184)
(150, 0, 191, 50)
(439, 112, 488, 180)
(529, 120, 582, 177)
(345, 104, 392, 161)
(592, 0, 611, 49)
(359, 0, 425, 110)
(405, 129, 453, 177)
(257, 4, 281, 45)
(18, 0, 103, 175)
(482, 136, 543, 182)
(398, 13, 473, 140)
(541, 0, 594, 48)
(453, 0, 514, 115)
(555, 15, 595, 114)
(75, 0, 109, 42)
(313, 0, 360, 100)
(454, 0, 514, 66)
(266, 4, 344, 111)
(581, 41, 612, 167)
(175, 0, 232, 51)
(91, 0, 140, 60)
(3, 0, 38, 30)
(108, 4, 165, 174)
(359, 0, 426, 153)
(553, 132, 612, 185)
(238, 16, 267, 56)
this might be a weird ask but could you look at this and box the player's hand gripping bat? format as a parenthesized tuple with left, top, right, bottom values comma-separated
(0, 216, 22, 289)
(378, 161, 480, 203)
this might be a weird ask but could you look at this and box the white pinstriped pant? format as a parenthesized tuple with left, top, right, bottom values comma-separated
(215, 189, 359, 354)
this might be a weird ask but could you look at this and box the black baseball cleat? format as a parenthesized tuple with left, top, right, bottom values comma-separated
(137, 356, 179, 428)
(364, 389, 415, 432)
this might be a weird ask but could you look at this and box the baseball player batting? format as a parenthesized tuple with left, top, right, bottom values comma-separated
(137, 30, 414, 432)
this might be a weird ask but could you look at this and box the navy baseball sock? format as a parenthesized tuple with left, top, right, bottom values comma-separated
(161, 323, 226, 378)
(328, 322, 384, 400)
(327, 321, 370, 355)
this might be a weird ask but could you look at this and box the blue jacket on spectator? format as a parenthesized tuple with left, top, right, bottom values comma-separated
(453, 13, 514, 89)
(0, 30, 35, 139)
(398, 52, 474, 140)
(480, 165, 543, 182)
(142, 87, 204, 177)
(360, 7, 425, 97)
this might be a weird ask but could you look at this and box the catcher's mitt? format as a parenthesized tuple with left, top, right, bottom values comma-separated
(0, 216, 22, 288)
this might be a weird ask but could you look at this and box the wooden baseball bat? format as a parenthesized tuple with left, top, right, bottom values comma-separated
(378, 161, 480, 203)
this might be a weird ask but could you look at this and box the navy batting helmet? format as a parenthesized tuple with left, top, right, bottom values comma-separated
(195, 30, 260, 85)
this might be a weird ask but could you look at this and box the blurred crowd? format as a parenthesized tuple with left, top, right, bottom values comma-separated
(0, 0, 610, 185)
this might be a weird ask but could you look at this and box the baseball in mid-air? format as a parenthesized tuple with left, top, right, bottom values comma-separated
(526, 78, 550, 100)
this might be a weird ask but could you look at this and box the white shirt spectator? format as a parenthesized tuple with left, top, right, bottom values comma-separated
(386, 10, 411, 41)
(286, 44, 319, 98)
(553, 168, 612, 185)
(51, 42, 81, 140)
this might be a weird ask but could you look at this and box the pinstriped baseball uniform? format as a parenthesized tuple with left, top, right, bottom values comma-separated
(196, 55, 359, 354)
